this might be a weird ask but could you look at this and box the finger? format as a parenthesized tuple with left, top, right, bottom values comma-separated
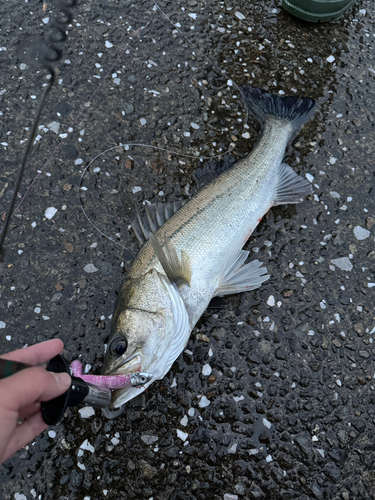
(0, 339, 64, 366)
(0, 367, 71, 410)
(1, 411, 48, 463)
(19, 402, 41, 420)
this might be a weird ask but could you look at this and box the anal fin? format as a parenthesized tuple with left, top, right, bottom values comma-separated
(149, 233, 192, 289)
(274, 163, 313, 205)
(215, 249, 269, 297)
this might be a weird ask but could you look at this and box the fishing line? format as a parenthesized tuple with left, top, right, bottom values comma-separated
(1, 0, 251, 257)
(79, 142, 233, 253)
(9, 23, 150, 224)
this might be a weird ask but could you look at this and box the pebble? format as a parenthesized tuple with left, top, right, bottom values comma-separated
(176, 429, 188, 441)
(329, 191, 340, 198)
(196, 333, 210, 342)
(202, 364, 212, 376)
(80, 439, 95, 453)
(47, 121, 60, 134)
(139, 460, 157, 479)
(180, 415, 188, 426)
(84, 263, 99, 273)
(78, 407, 95, 419)
(267, 295, 275, 306)
(330, 257, 353, 271)
(263, 418, 272, 429)
(141, 435, 158, 445)
(224, 495, 238, 500)
(198, 395, 210, 408)
(45, 207, 58, 219)
(353, 226, 370, 240)
(359, 350, 369, 359)
(305, 173, 314, 183)
(0, 321, 6, 329)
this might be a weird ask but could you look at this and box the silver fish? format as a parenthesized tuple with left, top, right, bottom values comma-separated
(102, 87, 315, 416)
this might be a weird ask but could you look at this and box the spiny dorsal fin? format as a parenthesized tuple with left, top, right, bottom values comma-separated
(149, 233, 191, 289)
(131, 201, 186, 245)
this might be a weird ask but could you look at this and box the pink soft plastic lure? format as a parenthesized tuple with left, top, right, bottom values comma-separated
(70, 360, 152, 390)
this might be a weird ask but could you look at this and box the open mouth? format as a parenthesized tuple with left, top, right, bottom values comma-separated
(106, 353, 142, 375)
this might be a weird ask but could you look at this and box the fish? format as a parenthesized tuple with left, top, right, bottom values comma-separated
(102, 87, 315, 417)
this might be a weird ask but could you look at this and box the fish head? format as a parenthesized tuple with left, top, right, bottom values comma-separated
(103, 268, 189, 411)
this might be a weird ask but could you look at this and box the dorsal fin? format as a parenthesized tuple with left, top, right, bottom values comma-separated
(131, 201, 186, 245)
(193, 157, 236, 189)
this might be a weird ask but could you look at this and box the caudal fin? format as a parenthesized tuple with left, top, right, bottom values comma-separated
(240, 86, 315, 134)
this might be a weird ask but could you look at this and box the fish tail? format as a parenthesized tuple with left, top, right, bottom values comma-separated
(240, 86, 315, 134)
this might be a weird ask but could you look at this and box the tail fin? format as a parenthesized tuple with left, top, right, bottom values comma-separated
(240, 86, 315, 134)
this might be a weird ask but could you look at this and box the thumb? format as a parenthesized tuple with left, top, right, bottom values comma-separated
(0, 367, 71, 410)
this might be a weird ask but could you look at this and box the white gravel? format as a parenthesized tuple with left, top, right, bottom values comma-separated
(84, 264, 98, 273)
(45, 207, 58, 219)
(330, 257, 353, 271)
(353, 226, 370, 240)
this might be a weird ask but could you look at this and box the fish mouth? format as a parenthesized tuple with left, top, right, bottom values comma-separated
(106, 352, 142, 375)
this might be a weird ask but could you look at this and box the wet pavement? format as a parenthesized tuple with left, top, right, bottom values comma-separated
(0, 0, 374, 498)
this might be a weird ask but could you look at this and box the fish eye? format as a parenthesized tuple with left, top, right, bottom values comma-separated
(109, 336, 128, 356)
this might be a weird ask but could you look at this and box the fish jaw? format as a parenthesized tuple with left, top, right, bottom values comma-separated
(105, 353, 142, 376)
(109, 376, 154, 409)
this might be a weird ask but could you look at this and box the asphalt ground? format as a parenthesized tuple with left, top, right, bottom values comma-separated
(0, 0, 374, 499)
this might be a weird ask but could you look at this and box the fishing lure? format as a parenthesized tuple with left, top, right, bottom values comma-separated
(70, 360, 152, 389)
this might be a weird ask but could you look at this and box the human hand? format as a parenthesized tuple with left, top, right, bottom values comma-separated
(0, 339, 71, 463)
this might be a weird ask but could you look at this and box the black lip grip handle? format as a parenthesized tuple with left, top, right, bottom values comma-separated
(41, 355, 89, 425)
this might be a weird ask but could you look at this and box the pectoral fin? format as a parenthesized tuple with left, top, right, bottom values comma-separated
(273, 163, 313, 205)
(215, 249, 269, 296)
(149, 233, 192, 289)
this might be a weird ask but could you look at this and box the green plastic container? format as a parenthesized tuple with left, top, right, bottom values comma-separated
(282, 0, 357, 22)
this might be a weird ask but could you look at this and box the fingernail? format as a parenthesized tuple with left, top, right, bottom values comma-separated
(51, 371, 71, 389)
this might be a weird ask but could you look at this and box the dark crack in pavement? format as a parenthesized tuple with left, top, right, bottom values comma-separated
(0, 0, 374, 499)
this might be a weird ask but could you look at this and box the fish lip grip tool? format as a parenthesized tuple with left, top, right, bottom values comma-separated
(0, 354, 152, 424)
(41, 355, 112, 425)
